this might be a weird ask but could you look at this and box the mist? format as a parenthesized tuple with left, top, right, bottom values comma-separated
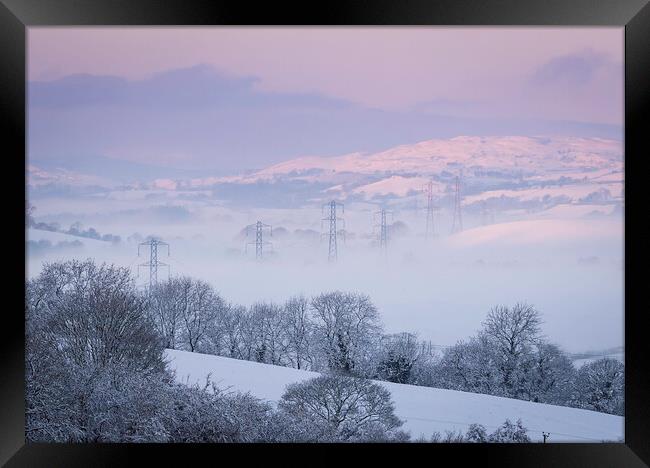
(26, 191, 623, 355)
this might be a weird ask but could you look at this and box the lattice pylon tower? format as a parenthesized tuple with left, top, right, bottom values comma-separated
(246, 220, 273, 261)
(374, 207, 392, 257)
(321, 200, 345, 262)
(451, 175, 463, 234)
(423, 179, 438, 239)
(138, 238, 170, 289)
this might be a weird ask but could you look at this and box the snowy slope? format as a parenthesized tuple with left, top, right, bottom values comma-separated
(445, 219, 621, 248)
(165, 349, 623, 442)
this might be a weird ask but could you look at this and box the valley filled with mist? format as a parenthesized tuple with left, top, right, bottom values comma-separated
(26, 135, 624, 355)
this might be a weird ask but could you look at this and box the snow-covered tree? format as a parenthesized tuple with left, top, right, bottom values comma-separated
(310, 291, 382, 375)
(162, 276, 226, 353)
(523, 343, 577, 405)
(278, 375, 405, 442)
(219, 304, 248, 359)
(465, 423, 488, 442)
(28, 259, 164, 374)
(482, 303, 543, 398)
(572, 358, 624, 415)
(434, 333, 500, 395)
(376, 332, 421, 384)
(26, 260, 170, 442)
(147, 279, 184, 349)
(426, 420, 531, 443)
(248, 302, 290, 365)
(283, 295, 315, 370)
(487, 419, 531, 442)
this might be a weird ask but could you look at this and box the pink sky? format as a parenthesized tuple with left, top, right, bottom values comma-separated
(28, 27, 623, 125)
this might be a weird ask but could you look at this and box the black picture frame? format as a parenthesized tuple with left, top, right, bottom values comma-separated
(2, 0, 648, 466)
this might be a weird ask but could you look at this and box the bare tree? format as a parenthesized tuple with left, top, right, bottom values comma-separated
(248, 302, 290, 365)
(236, 308, 259, 361)
(220, 304, 247, 359)
(173, 277, 224, 353)
(148, 279, 185, 349)
(284, 295, 314, 370)
(482, 303, 542, 398)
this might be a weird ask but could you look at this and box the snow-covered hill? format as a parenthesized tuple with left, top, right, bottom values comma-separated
(183, 136, 621, 181)
(253, 136, 620, 177)
(165, 349, 623, 442)
(171, 135, 624, 207)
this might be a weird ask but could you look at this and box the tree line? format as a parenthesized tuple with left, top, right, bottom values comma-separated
(146, 274, 624, 416)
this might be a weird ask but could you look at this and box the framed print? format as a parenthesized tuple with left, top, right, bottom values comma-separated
(2, 0, 649, 466)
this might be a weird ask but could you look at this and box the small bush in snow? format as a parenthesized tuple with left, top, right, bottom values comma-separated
(487, 419, 531, 443)
(465, 423, 489, 442)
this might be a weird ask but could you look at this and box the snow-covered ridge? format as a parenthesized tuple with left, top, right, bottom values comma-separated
(166, 349, 623, 442)
(254, 136, 622, 178)
(177, 136, 623, 203)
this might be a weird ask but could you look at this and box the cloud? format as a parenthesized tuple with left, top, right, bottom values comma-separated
(29, 64, 623, 175)
(29, 64, 350, 111)
(529, 49, 615, 87)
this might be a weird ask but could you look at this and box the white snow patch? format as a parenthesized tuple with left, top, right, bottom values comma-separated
(165, 349, 623, 442)
(446, 219, 620, 247)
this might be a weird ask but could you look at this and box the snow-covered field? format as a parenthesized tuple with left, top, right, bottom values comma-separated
(165, 349, 624, 443)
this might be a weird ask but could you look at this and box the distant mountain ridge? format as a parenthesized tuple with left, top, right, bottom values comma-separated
(28, 135, 623, 209)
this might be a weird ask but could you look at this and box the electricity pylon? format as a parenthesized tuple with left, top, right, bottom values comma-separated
(451, 175, 463, 234)
(422, 179, 439, 239)
(321, 200, 345, 262)
(138, 238, 170, 289)
(245, 220, 273, 260)
(373, 207, 393, 257)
